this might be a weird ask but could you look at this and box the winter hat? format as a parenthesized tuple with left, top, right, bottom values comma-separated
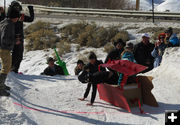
(142, 33, 150, 38)
(158, 33, 166, 41)
(125, 42, 134, 49)
(47, 57, 55, 64)
(89, 52, 97, 60)
(7, 8, 20, 19)
(165, 27, 173, 34)
(113, 38, 125, 47)
(77, 60, 84, 65)
(10, 1, 22, 12)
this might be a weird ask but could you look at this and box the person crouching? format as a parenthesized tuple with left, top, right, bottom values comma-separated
(41, 57, 65, 76)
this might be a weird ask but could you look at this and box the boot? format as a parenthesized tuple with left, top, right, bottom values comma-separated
(0, 73, 7, 90)
(5, 85, 11, 91)
(0, 89, 10, 96)
(0, 74, 11, 90)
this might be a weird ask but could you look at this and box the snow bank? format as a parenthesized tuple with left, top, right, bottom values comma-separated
(130, 0, 180, 12)
(148, 47, 180, 83)
(145, 47, 180, 106)
(156, 0, 180, 12)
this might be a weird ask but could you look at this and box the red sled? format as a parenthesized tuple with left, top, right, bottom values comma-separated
(98, 60, 158, 113)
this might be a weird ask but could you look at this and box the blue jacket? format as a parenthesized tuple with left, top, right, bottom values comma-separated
(118, 50, 136, 85)
(121, 51, 136, 63)
(169, 34, 179, 46)
(151, 43, 167, 68)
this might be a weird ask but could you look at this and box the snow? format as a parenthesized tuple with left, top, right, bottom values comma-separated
(156, 0, 180, 12)
(130, 0, 180, 12)
(1, 46, 180, 124)
(0, 0, 14, 7)
(1, 19, 180, 124)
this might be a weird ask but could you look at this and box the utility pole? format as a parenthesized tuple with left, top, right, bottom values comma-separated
(136, 0, 140, 11)
(88, 0, 90, 8)
(152, 0, 155, 23)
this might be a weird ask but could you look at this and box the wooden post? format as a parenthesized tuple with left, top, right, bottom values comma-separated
(136, 0, 140, 11)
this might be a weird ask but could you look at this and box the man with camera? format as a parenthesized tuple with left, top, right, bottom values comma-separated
(9, 1, 34, 73)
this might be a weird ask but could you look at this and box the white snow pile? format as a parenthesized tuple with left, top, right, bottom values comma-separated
(0, 44, 180, 125)
(130, 0, 180, 12)
(156, 0, 180, 12)
(145, 47, 180, 110)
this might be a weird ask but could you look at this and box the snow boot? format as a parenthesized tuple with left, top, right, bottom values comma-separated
(0, 73, 7, 90)
(0, 89, 10, 96)
(5, 85, 11, 91)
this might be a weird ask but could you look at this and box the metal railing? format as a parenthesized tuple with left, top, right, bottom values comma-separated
(22, 4, 180, 19)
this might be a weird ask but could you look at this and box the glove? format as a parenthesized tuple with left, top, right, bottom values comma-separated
(28, 6, 34, 11)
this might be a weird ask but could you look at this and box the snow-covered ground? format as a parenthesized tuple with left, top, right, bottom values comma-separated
(1, 18, 180, 124)
(1, 44, 180, 125)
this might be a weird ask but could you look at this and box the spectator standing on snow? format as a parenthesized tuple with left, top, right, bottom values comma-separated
(0, 8, 20, 96)
(74, 60, 85, 75)
(121, 42, 136, 63)
(105, 39, 125, 63)
(164, 27, 179, 47)
(42, 57, 65, 76)
(151, 33, 167, 68)
(9, 1, 34, 73)
(134, 33, 154, 73)
(78, 52, 106, 105)
(118, 42, 136, 86)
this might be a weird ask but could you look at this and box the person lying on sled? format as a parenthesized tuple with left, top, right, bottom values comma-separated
(78, 43, 137, 106)
(41, 57, 64, 76)
(78, 65, 119, 106)
(78, 52, 105, 103)
(118, 42, 137, 86)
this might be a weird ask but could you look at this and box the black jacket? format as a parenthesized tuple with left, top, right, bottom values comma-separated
(15, 6, 34, 43)
(0, 19, 15, 50)
(84, 60, 105, 74)
(78, 60, 105, 83)
(78, 60, 106, 104)
(134, 42, 154, 71)
(105, 48, 124, 63)
(42, 65, 64, 76)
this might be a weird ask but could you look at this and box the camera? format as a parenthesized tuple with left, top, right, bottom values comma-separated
(0, 7, 3, 12)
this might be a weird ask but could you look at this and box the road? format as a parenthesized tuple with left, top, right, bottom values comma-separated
(35, 13, 180, 23)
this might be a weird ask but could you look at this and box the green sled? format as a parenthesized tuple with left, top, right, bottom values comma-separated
(54, 48, 69, 75)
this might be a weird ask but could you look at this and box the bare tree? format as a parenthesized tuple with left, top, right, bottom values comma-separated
(19, 0, 132, 10)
